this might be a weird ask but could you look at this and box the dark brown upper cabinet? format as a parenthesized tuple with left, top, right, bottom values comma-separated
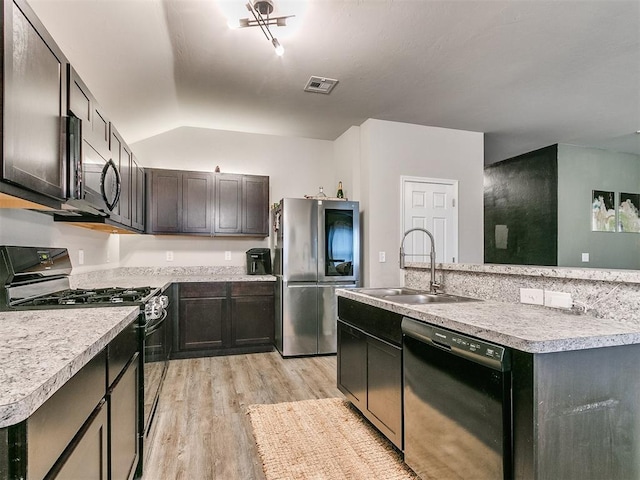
(68, 66, 111, 164)
(147, 169, 268, 237)
(109, 126, 132, 227)
(66, 67, 145, 232)
(131, 156, 145, 232)
(67, 67, 115, 215)
(214, 173, 269, 237)
(2, 0, 69, 201)
(146, 168, 213, 235)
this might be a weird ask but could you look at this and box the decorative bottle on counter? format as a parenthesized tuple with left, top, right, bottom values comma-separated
(337, 181, 344, 198)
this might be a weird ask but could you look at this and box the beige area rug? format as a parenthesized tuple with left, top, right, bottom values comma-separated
(247, 398, 419, 480)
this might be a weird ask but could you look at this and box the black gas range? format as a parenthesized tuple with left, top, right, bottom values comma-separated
(0, 246, 160, 309)
(0, 246, 170, 478)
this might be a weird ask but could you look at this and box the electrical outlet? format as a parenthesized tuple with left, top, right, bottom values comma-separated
(544, 290, 573, 309)
(379, 251, 386, 263)
(166, 251, 174, 262)
(581, 253, 590, 262)
(78, 249, 84, 265)
(520, 288, 544, 305)
(225, 251, 232, 261)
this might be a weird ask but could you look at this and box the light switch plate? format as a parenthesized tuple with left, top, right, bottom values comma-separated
(379, 251, 386, 263)
(520, 288, 544, 305)
(78, 249, 84, 265)
(581, 252, 590, 262)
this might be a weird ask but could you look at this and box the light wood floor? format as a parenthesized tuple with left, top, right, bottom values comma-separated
(143, 352, 343, 480)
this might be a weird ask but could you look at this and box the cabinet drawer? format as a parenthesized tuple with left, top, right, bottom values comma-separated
(338, 297, 403, 347)
(108, 318, 139, 387)
(27, 349, 107, 480)
(179, 282, 226, 298)
(230, 282, 274, 297)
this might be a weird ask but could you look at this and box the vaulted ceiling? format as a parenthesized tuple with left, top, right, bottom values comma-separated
(29, 0, 640, 164)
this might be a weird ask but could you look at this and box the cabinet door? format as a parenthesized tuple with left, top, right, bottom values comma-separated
(51, 401, 108, 480)
(366, 336, 403, 448)
(108, 127, 130, 225)
(130, 157, 145, 231)
(148, 169, 182, 233)
(91, 104, 111, 161)
(3, 0, 68, 199)
(214, 174, 242, 234)
(68, 66, 92, 127)
(242, 175, 269, 235)
(109, 355, 140, 480)
(337, 321, 367, 410)
(231, 295, 275, 347)
(179, 297, 228, 350)
(183, 172, 213, 234)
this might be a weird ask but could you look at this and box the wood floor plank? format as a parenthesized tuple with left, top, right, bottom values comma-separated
(143, 352, 343, 479)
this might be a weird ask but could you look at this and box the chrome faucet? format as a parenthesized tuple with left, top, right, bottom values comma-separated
(399, 227, 441, 294)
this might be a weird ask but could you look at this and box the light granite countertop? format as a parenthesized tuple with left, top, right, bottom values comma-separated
(0, 306, 140, 429)
(0, 272, 275, 429)
(72, 273, 275, 291)
(407, 262, 640, 284)
(337, 289, 640, 354)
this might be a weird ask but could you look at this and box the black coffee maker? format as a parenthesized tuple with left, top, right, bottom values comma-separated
(246, 248, 272, 275)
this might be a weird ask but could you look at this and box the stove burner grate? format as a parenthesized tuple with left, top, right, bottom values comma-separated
(17, 286, 154, 307)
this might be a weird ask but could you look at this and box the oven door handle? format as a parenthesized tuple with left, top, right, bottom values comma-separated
(144, 309, 168, 338)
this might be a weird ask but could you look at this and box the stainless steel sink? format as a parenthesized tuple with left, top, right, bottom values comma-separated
(354, 287, 422, 297)
(353, 287, 481, 304)
(390, 293, 480, 304)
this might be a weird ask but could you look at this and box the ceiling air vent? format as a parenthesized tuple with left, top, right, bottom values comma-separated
(304, 76, 339, 94)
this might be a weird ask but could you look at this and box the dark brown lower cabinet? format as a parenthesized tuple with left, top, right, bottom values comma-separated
(179, 297, 228, 351)
(231, 282, 275, 347)
(337, 321, 367, 409)
(178, 282, 228, 352)
(365, 336, 402, 447)
(337, 319, 403, 449)
(174, 281, 275, 358)
(49, 401, 108, 480)
(108, 354, 140, 480)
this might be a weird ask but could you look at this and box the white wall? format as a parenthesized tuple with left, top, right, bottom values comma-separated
(0, 209, 119, 273)
(333, 126, 361, 201)
(1, 121, 484, 277)
(121, 126, 335, 267)
(356, 119, 484, 287)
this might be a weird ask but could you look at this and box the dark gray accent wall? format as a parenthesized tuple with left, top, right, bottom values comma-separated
(484, 145, 558, 266)
(557, 144, 640, 269)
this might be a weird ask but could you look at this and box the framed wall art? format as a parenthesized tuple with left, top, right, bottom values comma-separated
(591, 190, 616, 232)
(619, 192, 640, 233)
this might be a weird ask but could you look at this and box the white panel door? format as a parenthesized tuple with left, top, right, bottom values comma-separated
(403, 180, 457, 263)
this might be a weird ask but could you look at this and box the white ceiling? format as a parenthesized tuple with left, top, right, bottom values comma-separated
(29, 0, 640, 164)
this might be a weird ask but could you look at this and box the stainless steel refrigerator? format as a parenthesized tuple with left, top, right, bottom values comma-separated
(274, 198, 360, 356)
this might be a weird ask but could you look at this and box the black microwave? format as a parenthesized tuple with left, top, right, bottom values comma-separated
(66, 115, 121, 215)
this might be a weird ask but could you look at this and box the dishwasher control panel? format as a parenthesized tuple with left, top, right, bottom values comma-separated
(438, 328, 505, 361)
(402, 317, 510, 371)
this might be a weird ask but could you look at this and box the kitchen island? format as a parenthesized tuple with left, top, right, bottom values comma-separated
(337, 289, 640, 479)
(0, 306, 140, 480)
(337, 289, 640, 353)
(0, 271, 275, 479)
(0, 307, 140, 429)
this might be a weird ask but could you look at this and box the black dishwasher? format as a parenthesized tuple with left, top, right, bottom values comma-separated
(402, 317, 512, 480)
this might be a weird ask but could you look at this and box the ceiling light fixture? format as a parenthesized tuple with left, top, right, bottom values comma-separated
(234, 0, 294, 56)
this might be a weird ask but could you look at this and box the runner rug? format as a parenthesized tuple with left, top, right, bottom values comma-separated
(247, 397, 418, 480)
